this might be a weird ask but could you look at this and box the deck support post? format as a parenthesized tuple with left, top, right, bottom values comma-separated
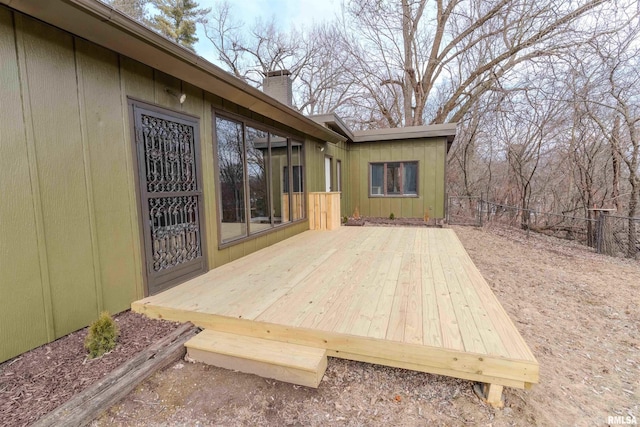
(475, 383, 504, 408)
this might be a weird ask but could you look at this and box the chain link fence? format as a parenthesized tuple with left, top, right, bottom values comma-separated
(446, 196, 481, 226)
(447, 195, 640, 260)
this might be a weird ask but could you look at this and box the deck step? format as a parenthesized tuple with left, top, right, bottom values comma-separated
(185, 330, 328, 388)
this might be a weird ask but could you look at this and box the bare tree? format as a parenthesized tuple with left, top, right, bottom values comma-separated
(567, 25, 640, 256)
(204, 2, 358, 116)
(341, 0, 633, 127)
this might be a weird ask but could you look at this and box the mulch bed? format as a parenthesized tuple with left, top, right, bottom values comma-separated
(345, 216, 440, 227)
(0, 310, 181, 427)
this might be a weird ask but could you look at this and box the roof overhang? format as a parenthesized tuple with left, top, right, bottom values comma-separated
(353, 123, 457, 152)
(309, 113, 354, 141)
(1, 0, 346, 144)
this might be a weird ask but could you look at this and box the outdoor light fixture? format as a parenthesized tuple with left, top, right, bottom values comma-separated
(318, 145, 325, 152)
(165, 88, 187, 104)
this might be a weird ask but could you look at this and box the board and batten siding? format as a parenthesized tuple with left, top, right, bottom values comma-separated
(305, 139, 350, 218)
(0, 9, 143, 363)
(0, 7, 313, 363)
(348, 138, 447, 219)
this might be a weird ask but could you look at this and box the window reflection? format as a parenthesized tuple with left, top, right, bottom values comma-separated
(216, 117, 246, 242)
(291, 141, 305, 221)
(246, 127, 271, 234)
(270, 133, 290, 224)
(215, 114, 305, 244)
(386, 163, 401, 194)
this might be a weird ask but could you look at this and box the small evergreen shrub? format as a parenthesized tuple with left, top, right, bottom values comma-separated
(389, 212, 395, 220)
(84, 312, 119, 359)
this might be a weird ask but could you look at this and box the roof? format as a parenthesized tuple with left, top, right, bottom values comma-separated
(352, 123, 457, 144)
(1, 0, 346, 144)
(309, 113, 355, 141)
(310, 113, 457, 151)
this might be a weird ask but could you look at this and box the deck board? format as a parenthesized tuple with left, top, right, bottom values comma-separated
(133, 227, 539, 389)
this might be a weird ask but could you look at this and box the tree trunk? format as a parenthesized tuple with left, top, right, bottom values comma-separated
(611, 115, 622, 212)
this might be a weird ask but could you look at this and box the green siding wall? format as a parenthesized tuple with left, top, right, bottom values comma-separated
(0, 7, 313, 363)
(0, 11, 144, 362)
(0, 5, 447, 363)
(0, 8, 51, 361)
(348, 139, 447, 219)
(305, 140, 350, 217)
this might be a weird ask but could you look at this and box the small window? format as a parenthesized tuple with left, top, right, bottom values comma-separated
(369, 161, 418, 197)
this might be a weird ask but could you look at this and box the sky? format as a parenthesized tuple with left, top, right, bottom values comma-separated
(193, 0, 342, 64)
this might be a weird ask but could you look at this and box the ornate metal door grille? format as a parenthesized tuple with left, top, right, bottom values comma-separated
(132, 103, 207, 295)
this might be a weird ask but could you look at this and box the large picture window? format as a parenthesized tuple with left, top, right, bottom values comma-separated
(370, 161, 418, 197)
(215, 113, 305, 244)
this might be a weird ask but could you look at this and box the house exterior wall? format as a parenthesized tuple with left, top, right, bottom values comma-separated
(305, 140, 350, 218)
(327, 140, 351, 218)
(0, 9, 143, 363)
(0, 4, 449, 364)
(0, 7, 317, 363)
(348, 138, 448, 219)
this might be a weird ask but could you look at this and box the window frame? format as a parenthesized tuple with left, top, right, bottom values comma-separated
(336, 159, 342, 194)
(368, 161, 419, 198)
(213, 109, 306, 248)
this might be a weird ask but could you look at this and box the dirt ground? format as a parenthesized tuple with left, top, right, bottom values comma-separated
(90, 224, 639, 426)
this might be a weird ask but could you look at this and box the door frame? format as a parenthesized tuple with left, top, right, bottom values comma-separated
(324, 155, 333, 192)
(128, 98, 208, 296)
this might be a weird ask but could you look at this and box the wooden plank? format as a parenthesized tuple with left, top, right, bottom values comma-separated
(449, 231, 537, 361)
(308, 192, 341, 230)
(430, 253, 464, 350)
(433, 230, 487, 354)
(220, 246, 339, 320)
(334, 251, 391, 336)
(474, 383, 505, 408)
(330, 350, 527, 390)
(133, 305, 538, 385)
(139, 231, 319, 311)
(403, 252, 423, 344)
(34, 323, 198, 427)
(421, 250, 443, 348)
(484, 383, 504, 408)
(256, 240, 355, 325)
(311, 246, 376, 332)
(297, 249, 371, 330)
(368, 252, 403, 339)
(450, 255, 509, 357)
(186, 330, 327, 388)
(133, 227, 540, 388)
(438, 250, 486, 354)
(460, 260, 536, 361)
(385, 253, 412, 342)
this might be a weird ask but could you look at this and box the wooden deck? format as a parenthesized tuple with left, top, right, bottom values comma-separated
(133, 227, 538, 392)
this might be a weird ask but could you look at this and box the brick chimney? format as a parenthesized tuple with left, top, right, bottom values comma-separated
(263, 70, 293, 107)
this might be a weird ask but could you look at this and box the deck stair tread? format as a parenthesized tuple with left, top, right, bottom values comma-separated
(185, 329, 328, 388)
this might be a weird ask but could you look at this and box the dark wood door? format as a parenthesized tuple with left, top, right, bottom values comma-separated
(132, 103, 207, 295)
